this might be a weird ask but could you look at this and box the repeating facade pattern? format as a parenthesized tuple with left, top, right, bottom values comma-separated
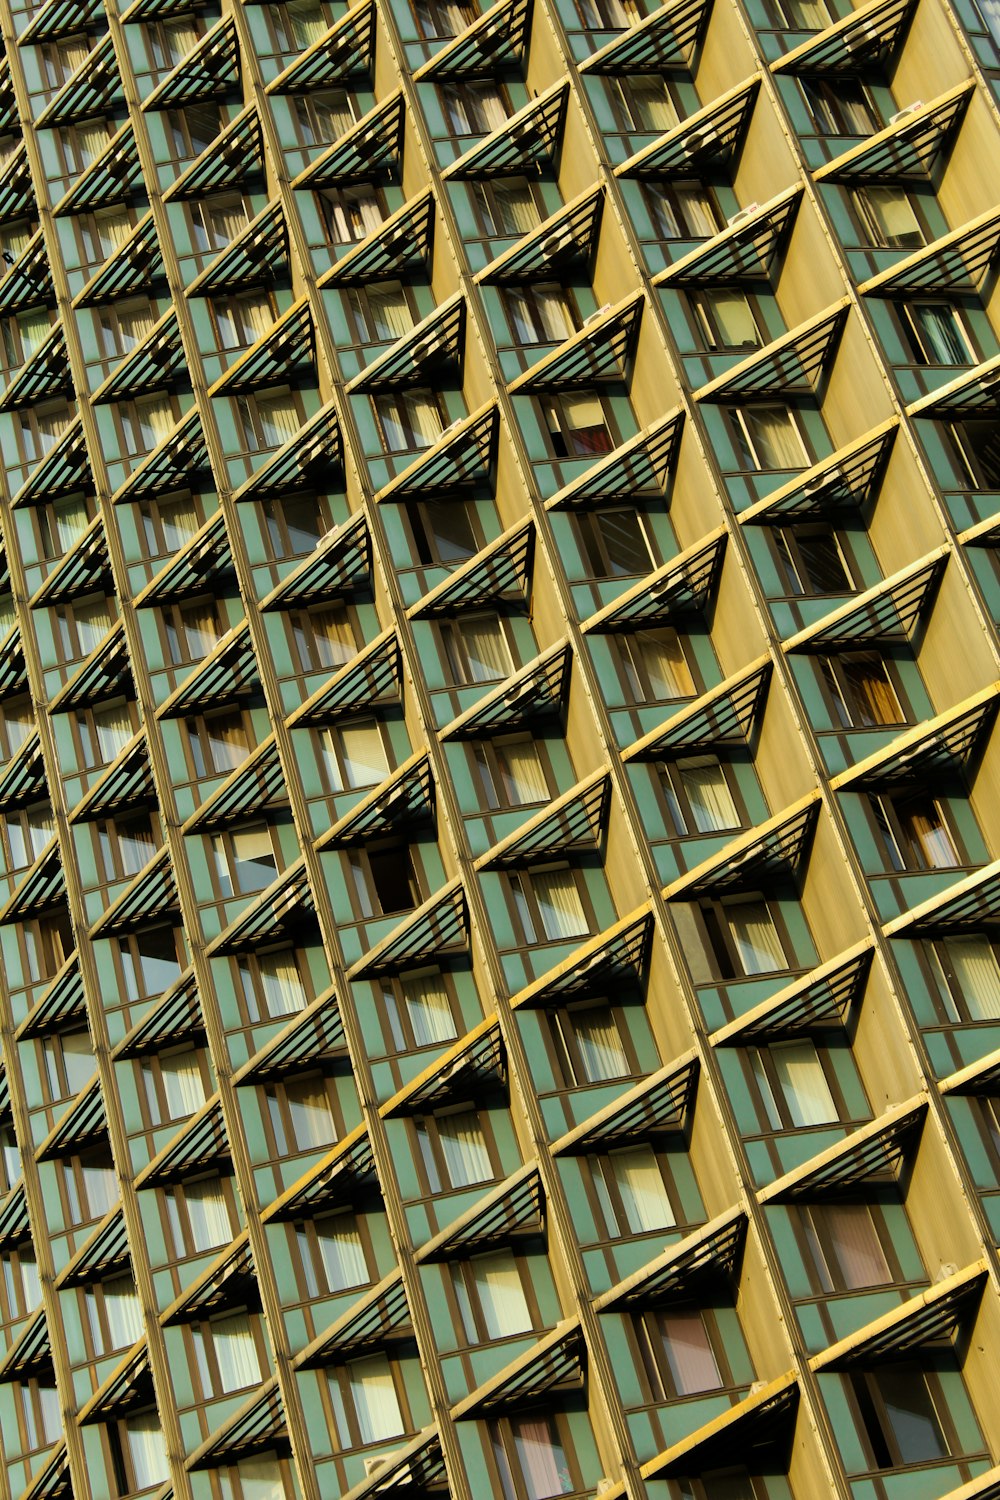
(0, 0, 999, 1495)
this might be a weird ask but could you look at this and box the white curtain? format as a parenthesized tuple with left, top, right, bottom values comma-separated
(125, 1413, 170, 1489)
(710, 292, 761, 349)
(861, 187, 923, 247)
(679, 758, 739, 832)
(214, 1312, 262, 1393)
(573, 1008, 628, 1082)
(656, 1310, 722, 1394)
(185, 1178, 232, 1252)
(463, 617, 512, 682)
(103, 1275, 144, 1349)
(317, 1217, 368, 1292)
(484, 181, 540, 237)
(161, 1051, 206, 1120)
(326, 721, 389, 791)
(258, 951, 307, 1017)
(772, 1041, 837, 1126)
(439, 1110, 492, 1187)
(533, 868, 589, 941)
(730, 901, 786, 975)
(285, 1077, 338, 1150)
(511, 1417, 574, 1500)
(639, 629, 695, 700)
(255, 394, 301, 450)
(350, 1355, 405, 1444)
(366, 286, 414, 342)
(610, 1146, 675, 1233)
(474, 1251, 532, 1338)
(744, 406, 807, 469)
(624, 77, 678, 132)
(94, 703, 133, 763)
(947, 938, 1000, 1020)
(402, 970, 457, 1046)
(286, 0, 327, 48)
(501, 741, 548, 805)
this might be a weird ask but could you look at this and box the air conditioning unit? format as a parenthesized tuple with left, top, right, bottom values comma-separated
(412, 335, 445, 363)
(509, 118, 540, 147)
(439, 418, 464, 439)
(584, 303, 613, 327)
(937, 1262, 959, 1281)
(314, 528, 338, 549)
(727, 202, 761, 228)
(844, 21, 881, 49)
(596, 1480, 617, 1496)
(889, 100, 924, 124)
(541, 231, 573, 259)
(749, 1380, 768, 1395)
(802, 462, 844, 495)
(683, 126, 720, 158)
(364, 1452, 401, 1478)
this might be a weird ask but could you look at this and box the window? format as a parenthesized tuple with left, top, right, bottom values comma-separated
(74, 698, 139, 770)
(412, 0, 477, 39)
(765, 0, 832, 23)
(236, 947, 311, 1022)
(439, 613, 514, 685)
(262, 493, 333, 559)
(940, 418, 1000, 490)
(642, 181, 724, 240)
(139, 492, 205, 559)
(771, 525, 854, 596)
(116, 395, 181, 458)
(0, 308, 55, 378)
(267, 0, 337, 53)
(140, 1047, 209, 1126)
(235, 388, 305, 453)
(849, 186, 928, 250)
(83, 1273, 144, 1356)
(574, 509, 657, 578)
(162, 1174, 238, 1256)
(96, 299, 159, 361)
(347, 841, 421, 918)
(61, 1145, 118, 1225)
(39, 1027, 95, 1103)
(868, 792, 962, 871)
(13, 399, 74, 469)
(0, 1124, 20, 1197)
(75, 208, 139, 270)
(0, 697, 37, 762)
(95, 811, 159, 883)
(507, 865, 591, 944)
(469, 177, 544, 239)
(638, 1308, 727, 1399)
(410, 499, 482, 566)
(898, 303, 977, 365)
(289, 603, 359, 674)
(500, 284, 576, 345)
(540, 393, 618, 458)
(590, 1145, 677, 1236)
(209, 291, 276, 352)
(211, 824, 279, 897)
(609, 75, 679, 133)
(327, 1353, 408, 1449)
(185, 709, 252, 778)
(818, 652, 908, 729)
(576, 0, 648, 25)
(413, 1108, 497, 1191)
(659, 757, 742, 836)
(292, 88, 358, 146)
(800, 78, 880, 135)
(20, 911, 75, 986)
(847, 1365, 953, 1469)
(745, 1040, 840, 1129)
(13, 1377, 61, 1456)
(439, 80, 510, 137)
(162, 596, 224, 665)
(472, 736, 550, 809)
(189, 1311, 264, 1397)
(105, 1411, 170, 1498)
(54, 596, 116, 661)
(188, 193, 249, 253)
(491, 1414, 577, 1500)
(344, 282, 415, 345)
(450, 1250, 534, 1342)
(141, 15, 206, 73)
(676, 897, 791, 983)
(0, 1248, 40, 1325)
(730, 406, 811, 471)
(615, 628, 697, 704)
(0, 804, 55, 874)
(317, 183, 386, 245)
(319, 719, 391, 793)
(799, 1202, 895, 1292)
(372, 389, 448, 452)
(294, 1212, 370, 1298)
(116, 924, 186, 1003)
(928, 937, 1000, 1022)
(263, 1073, 339, 1155)
(687, 291, 764, 352)
(165, 103, 223, 163)
(378, 968, 460, 1052)
(549, 1002, 639, 1085)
